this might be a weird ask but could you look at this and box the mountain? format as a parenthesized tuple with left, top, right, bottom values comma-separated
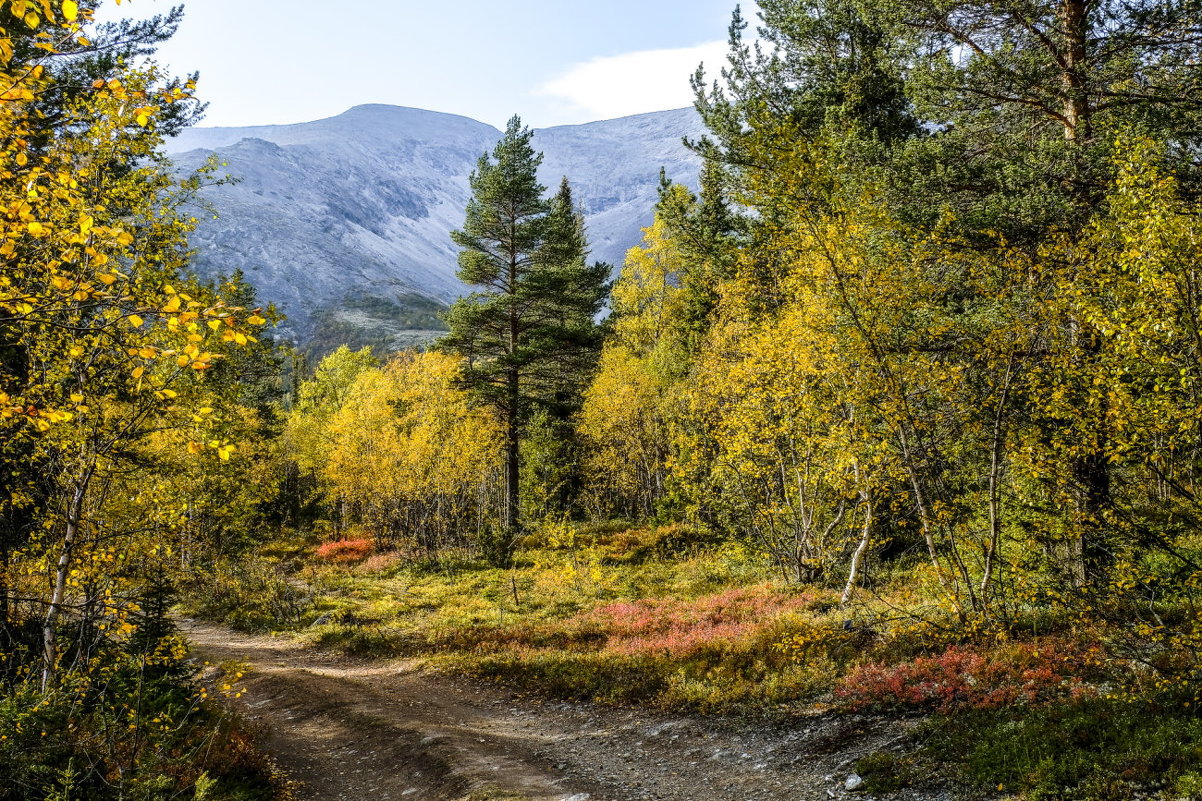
(166, 105, 705, 348)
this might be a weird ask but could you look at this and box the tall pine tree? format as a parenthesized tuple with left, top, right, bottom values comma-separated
(440, 117, 607, 560)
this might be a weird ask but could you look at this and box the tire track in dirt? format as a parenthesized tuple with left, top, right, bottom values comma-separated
(183, 621, 936, 801)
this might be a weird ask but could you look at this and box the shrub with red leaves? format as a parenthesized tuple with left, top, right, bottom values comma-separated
(314, 538, 374, 564)
(835, 641, 1096, 714)
(577, 585, 816, 658)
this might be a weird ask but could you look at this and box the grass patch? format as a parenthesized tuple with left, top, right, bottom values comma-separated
(925, 696, 1202, 800)
(855, 751, 918, 795)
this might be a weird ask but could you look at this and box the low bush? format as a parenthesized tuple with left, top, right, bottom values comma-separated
(0, 629, 289, 800)
(181, 560, 314, 632)
(312, 625, 401, 657)
(463, 649, 673, 705)
(570, 585, 815, 658)
(835, 639, 1099, 714)
(592, 523, 722, 564)
(927, 695, 1202, 801)
(354, 551, 403, 575)
(314, 538, 374, 564)
(855, 751, 916, 795)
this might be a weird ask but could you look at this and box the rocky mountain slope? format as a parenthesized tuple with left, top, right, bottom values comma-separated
(166, 105, 705, 346)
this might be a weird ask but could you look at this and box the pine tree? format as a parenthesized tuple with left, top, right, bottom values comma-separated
(691, 0, 917, 173)
(528, 177, 611, 420)
(440, 117, 608, 559)
(654, 162, 739, 355)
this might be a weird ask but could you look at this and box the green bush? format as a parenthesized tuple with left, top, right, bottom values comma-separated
(855, 751, 915, 795)
(0, 631, 287, 800)
(927, 696, 1202, 800)
(182, 560, 314, 631)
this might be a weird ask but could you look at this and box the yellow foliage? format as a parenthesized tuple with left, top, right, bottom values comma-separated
(314, 351, 501, 548)
(0, 0, 270, 684)
(578, 211, 694, 518)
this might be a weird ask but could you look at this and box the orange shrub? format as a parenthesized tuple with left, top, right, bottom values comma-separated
(314, 538, 373, 564)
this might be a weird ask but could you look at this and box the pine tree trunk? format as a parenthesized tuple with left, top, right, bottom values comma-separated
(1059, 0, 1109, 586)
(505, 365, 520, 537)
(1073, 445, 1111, 586)
(505, 245, 521, 540)
(1069, 325, 1111, 588)
(1059, 0, 1090, 142)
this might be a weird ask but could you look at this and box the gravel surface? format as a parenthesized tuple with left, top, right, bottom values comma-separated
(183, 621, 951, 801)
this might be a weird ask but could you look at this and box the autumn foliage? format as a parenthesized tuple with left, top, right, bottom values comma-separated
(0, 2, 284, 797)
(572, 587, 814, 658)
(315, 538, 374, 564)
(286, 348, 501, 553)
(835, 641, 1098, 714)
(3, 0, 1199, 797)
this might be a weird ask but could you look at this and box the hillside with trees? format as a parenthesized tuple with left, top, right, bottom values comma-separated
(4, 0, 1202, 799)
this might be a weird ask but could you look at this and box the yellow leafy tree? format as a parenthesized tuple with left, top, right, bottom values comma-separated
(578, 208, 692, 519)
(0, 0, 265, 687)
(321, 351, 501, 553)
(1009, 139, 1202, 607)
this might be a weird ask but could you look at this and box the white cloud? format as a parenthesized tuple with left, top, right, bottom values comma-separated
(539, 41, 729, 122)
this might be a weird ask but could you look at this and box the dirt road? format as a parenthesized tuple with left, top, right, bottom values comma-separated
(183, 621, 932, 801)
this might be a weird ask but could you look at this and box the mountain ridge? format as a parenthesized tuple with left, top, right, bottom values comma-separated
(168, 104, 705, 346)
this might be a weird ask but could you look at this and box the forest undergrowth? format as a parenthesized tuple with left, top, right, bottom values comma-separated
(184, 521, 1202, 801)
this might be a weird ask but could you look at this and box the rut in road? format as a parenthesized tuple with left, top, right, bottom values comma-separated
(183, 621, 926, 801)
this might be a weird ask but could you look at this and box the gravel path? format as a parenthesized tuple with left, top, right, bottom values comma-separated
(183, 621, 937, 801)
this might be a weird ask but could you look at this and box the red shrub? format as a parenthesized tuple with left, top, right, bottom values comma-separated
(446, 585, 820, 660)
(575, 585, 816, 658)
(314, 538, 373, 564)
(835, 640, 1096, 714)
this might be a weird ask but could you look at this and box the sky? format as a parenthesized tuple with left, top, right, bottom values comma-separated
(96, 0, 754, 130)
